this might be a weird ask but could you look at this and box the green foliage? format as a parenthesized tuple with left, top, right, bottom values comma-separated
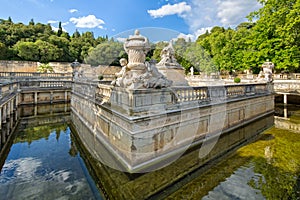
(98, 74, 104, 80)
(37, 63, 54, 73)
(0, 18, 108, 62)
(84, 41, 125, 66)
(195, 0, 300, 73)
(234, 77, 241, 83)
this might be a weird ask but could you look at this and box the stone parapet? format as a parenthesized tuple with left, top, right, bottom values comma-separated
(71, 82, 274, 172)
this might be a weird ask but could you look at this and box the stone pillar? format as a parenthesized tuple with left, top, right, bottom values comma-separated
(34, 92, 38, 104)
(15, 93, 19, 107)
(50, 91, 53, 103)
(0, 106, 2, 129)
(34, 105, 38, 116)
(3, 104, 7, 123)
(284, 105, 288, 118)
(1, 128, 5, 143)
(283, 93, 288, 104)
(65, 91, 68, 102)
(6, 102, 10, 118)
(10, 99, 13, 114)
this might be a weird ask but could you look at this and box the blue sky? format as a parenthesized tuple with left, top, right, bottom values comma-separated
(0, 0, 261, 41)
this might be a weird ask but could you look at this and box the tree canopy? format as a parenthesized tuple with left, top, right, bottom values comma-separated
(0, 0, 299, 73)
(0, 17, 107, 63)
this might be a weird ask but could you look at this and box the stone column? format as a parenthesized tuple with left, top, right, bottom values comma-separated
(7, 102, 10, 118)
(34, 105, 37, 116)
(283, 93, 288, 104)
(10, 99, 13, 114)
(1, 128, 5, 143)
(34, 92, 38, 104)
(65, 91, 68, 102)
(0, 106, 2, 129)
(50, 91, 53, 103)
(3, 104, 7, 123)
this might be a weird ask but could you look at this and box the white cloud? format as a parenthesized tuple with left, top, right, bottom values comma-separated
(194, 27, 213, 37)
(48, 20, 58, 24)
(52, 26, 67, 32)
(175, 33, 195, 42)
(69, 9, 78, 13)
(70, 15, 105, 29)
(216, 0, 261, 26)
(148, 2, 191, 18)
(116, 37, 127, 43)
(181, 0, 261, 39)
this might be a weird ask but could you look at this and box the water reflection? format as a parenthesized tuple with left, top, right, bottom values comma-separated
(0, 103, 300, 199)
(167, 106, 300, 199)
(0, 104, 102, 200)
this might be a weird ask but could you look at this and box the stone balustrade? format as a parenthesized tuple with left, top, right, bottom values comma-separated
(0, 82, 19, 100)
(0, 72, 73, 81)
(91, 83, 273, 117)
(97, 83, 272, 105)
(273, 80, 300, 93)
(19, 80, 72, 89)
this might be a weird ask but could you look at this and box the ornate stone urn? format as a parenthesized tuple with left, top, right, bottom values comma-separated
(112, 30, 172, 89)
(124, 30, 150, 71)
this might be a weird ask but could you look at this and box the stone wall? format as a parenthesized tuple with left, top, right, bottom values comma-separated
(0, 60, 121, 81)
(71, 82, 274, 172)
(0, 60, 38, 72)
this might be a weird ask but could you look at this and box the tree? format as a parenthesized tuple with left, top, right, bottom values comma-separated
(84, 41, 125, 66)
(184, 42, 216, 74)
(29, 19, 35, 26)
(48, 35, 72, 61)
(13, 41, 39, 61)
(57, 21, 63, 37)
(247, 0, 300, 72)
(35, 40, 62, 62)
(0, 42, 8, 59)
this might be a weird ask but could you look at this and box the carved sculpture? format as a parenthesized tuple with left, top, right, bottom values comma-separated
(262, 60, 274, 82)
(111, 30, 172, 89)
(156, 41, 188, 86)
(157, 42, 182, 69)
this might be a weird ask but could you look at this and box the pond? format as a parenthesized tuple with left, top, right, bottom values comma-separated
(0, 103, 299, 199)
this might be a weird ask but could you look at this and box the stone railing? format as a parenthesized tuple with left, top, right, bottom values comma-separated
(94, 83, 273, 115)
(170, 83, 270, 103)
(19, 81, 72, 90)
(273, 73, 300, 80)
(0, 82, 19, 100)
(72, 81, 99, 100)
(0, 72, 73, 81)
(273, 80, 300, 93)
(219, 73, 300, 80)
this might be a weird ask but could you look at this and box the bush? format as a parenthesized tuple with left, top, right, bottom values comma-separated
(234, 77, 241, 83)
(37, 63, 54, 73)
(98, 74, 104, 80)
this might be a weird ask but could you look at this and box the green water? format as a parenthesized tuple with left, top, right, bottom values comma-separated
(167, 105, 300, 199)
(0, 104, 300, 199)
